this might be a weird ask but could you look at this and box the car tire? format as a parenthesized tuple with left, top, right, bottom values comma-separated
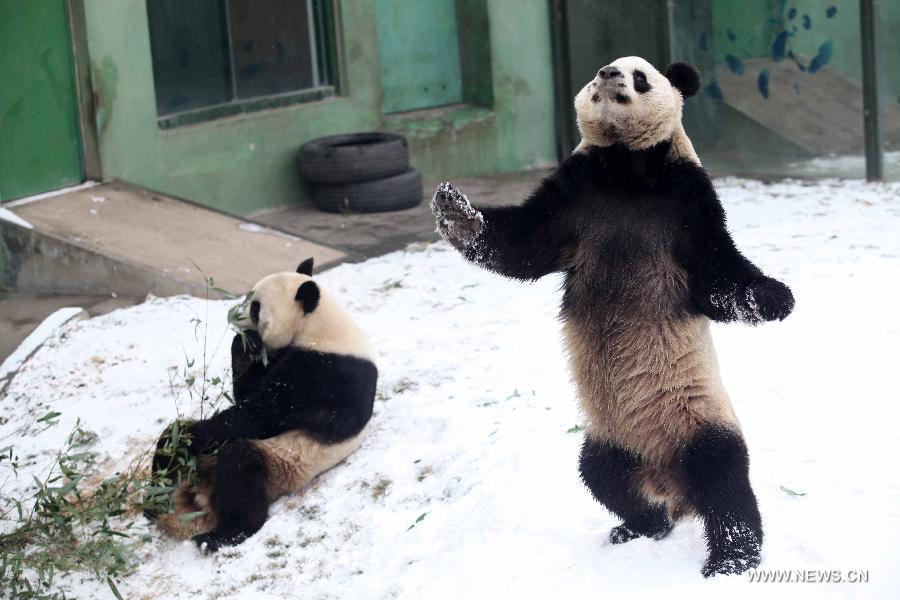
(298, 132, 409, 184)
(310, 168, 423, 213)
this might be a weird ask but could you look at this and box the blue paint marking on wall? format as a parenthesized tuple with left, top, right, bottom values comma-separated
(802, 14, 811, 30)
(772, 31, 789, 62)
(807, 40, 833, 73)
(725, 55, 745, 75)
(726, 29, 736, 42)
(699, 32, 708, 51)
(826, 6, 837, 18)
(787, 7, 796, 19)
(705, 78, 724, 101)
(757, 69, 770, 98)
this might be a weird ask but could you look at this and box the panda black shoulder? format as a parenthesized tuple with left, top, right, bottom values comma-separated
(279, 345, 378, 385)
(541, 149, 597, 198)
(270, 346, 377, 442)
(661, 159, 729, 232)
(662, 158, 716, 199)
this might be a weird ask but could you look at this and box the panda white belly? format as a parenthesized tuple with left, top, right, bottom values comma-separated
(564, 314, 739, 466)
(256, 425, 369, 501)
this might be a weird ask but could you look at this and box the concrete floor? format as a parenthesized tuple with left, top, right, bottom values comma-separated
(0, 291, 138, 364)
(252, 170, 549, 260)
(4, 181, 345, 298)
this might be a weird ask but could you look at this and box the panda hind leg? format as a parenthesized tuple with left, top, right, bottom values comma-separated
(193, 439, 270, 553)
(579, 437, 673, 544)
(683, 425, 762, 578)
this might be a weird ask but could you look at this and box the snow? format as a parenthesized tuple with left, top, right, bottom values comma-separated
(0, 307, 84, 391)
(787, 151, 900, 181)
(238, 222, 303, 242)
(0, 207, 34, 230)
(2, 177, 900, 599)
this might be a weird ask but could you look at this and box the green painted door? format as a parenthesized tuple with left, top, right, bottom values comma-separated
(0, 0, 83, 202)
(374, 0, 464, 113)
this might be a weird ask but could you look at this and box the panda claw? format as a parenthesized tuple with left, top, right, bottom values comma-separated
(431, 183, 484, 248)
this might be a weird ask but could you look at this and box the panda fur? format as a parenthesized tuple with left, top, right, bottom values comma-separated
(150, 257, 377, 551)
(431, 56, 795, 577)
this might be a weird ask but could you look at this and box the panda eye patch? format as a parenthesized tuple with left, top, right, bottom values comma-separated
(250, 301, 260, 325)
(633, 70, 651, 94)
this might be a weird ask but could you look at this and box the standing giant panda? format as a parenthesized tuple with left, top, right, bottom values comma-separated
(431, 57, 794, 577)
(149, 258, 377, 552)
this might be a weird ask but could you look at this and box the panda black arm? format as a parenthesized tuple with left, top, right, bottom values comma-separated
(190, 349, 376, 452)
(230, 331, 267, 404)
(187, 405, 266, 454)
(674, 169, 794, 324)
(188, 348, 301, 451)
(431, 157, 585, 281)
(265, 352, 377, 443)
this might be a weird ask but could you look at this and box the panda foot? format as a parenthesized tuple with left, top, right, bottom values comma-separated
(701, 526, 761, 578)
(609, 523, 641, 544)
(701, 551, 761, 578)
(192, 529, 248, 553)
(700, 524, 762, 577)
(609, 521, 673, 545)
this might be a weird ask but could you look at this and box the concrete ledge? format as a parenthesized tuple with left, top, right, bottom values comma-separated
(0, 182, 346, 298)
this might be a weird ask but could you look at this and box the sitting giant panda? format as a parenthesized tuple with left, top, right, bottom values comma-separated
(149, 258, 377, 551)
(431, 57, 794, 577)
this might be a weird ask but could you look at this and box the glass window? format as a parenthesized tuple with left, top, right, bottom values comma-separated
(147, 0, 336, 127)
(673, 1, 867, 179)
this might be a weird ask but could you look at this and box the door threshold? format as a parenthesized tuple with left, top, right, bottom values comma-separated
(4, 181, 100, 208)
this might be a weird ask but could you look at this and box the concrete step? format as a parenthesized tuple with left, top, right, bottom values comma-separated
(0, 182, 346, 298)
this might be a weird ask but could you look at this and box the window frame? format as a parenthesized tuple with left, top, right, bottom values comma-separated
(150, 0, 342, 130)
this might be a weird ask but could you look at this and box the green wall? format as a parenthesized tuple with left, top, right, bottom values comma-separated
(82, 0, 381, 215)
(81, 0, 556, 216)
(389, 0, 557, 180)
(374, 0, 464, 113)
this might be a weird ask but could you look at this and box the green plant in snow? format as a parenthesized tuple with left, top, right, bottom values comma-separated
(0, 419, 143, 599)
(0, 270, 251, 598)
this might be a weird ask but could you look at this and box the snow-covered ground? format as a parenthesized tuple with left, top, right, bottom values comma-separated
(1, 178, 899, 599)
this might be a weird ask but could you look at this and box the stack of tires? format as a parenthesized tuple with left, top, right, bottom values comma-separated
(298, 132, 423, 213)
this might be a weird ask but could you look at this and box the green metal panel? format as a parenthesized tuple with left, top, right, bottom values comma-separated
(374, 0, 464, 113)
(0, 0, 83, 201)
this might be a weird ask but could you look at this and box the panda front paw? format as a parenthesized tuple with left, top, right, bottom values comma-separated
(745, 277, 795, 323)
(431, 182, 484, 250)
(186, 420, 219, 456)
(231, 330, 263, 358)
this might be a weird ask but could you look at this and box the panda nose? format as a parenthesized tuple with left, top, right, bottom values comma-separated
(597, 66, 622, 80)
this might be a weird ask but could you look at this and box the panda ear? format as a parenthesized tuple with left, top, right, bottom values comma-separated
(296, 257, 314, 276)
(665, 62, 701, 98)
(296, 281, 320, 313)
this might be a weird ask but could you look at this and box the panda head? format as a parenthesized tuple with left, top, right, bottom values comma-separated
(233, 258, 372, 359)
(235, 257, 320, 350)
(574, 57, 700, 151)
